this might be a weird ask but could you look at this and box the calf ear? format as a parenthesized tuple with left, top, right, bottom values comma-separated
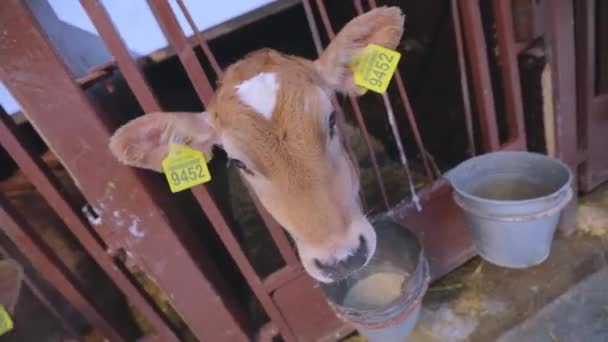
(314, 6, 404, 94)
(109, 112, 218, 172)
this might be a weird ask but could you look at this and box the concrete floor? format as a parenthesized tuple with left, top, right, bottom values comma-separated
(496, 268, 608, 342)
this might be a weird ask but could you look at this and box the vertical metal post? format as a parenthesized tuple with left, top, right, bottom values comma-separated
(460, 0, 501, 151)
(0, 1, 249, 340)
(544, 0, 578, 235)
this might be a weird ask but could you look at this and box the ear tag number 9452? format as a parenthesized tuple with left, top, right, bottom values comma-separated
(352, 43, 402, 94)
(162, 142, 211, 193)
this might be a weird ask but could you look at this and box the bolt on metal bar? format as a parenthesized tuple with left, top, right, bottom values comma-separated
(173, 0, 299, 266)
(450, 0, 477, 156)
(459, 0, 501, 151)
(314, 0, 390, 209)
(0, 195, 126, 342)
(0, 109, 179, 341)
(493, 0, 527, 148)
(146, 1, 296, 339)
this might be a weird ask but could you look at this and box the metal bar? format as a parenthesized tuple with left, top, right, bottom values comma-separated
(354, 0, 364, 14)
(388, 179, 475, 280)
(0, 2, 249, 340)
(0, 110, 178, 341)
(544, 0, 578, 235)
(173, 1, 299, 265)
(147, 0, 214, 107)
(190, 187, 296, 342)
(597, 0, 608, 95)
(575, 0, 594, 153)
(145, 4, 296, 338)
(365, 0, 435, 180)
(80, 0, 161, 113)
(493, 0, 527, 148)
(0, 195, 125, 342)
(459, 0, 501, 151)
(301, 0, 324, 59)
(263, 265, 302, 292)
(450, 0, 476, 156)
(314, 0, 390, 209)
(0, 243, 81, 339)
(175, 0, 223, 78)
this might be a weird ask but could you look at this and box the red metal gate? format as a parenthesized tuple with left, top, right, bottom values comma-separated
(0, 0, 578, 341)
(575, 0, 608, 192)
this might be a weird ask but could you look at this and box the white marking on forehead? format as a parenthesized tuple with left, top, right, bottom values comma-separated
(235, 72, 279, 119)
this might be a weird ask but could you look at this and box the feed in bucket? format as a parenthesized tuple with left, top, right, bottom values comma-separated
(343, 272, 408, 310)
(320, 218, 429, 342)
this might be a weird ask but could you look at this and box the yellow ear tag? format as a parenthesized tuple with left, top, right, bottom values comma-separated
(0, 305, 14, 336)
(162, 142, 211, 193)
(351, 43, 402, 94)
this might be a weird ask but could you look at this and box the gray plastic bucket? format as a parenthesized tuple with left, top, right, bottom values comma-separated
(320, 218, 430, 342)
(445, 151, 573, 268)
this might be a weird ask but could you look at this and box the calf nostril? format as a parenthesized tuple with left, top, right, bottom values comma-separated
(358, 234, 365, 247)
(314, 237, 369, 281)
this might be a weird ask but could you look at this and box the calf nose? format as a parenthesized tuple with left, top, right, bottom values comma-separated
(314, 235, 369, 282)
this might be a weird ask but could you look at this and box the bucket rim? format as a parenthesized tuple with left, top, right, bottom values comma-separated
(328, 253, 430, 325)
(444, 151, 573, 206)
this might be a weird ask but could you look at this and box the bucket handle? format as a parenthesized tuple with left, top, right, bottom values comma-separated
(452, 187, 573, 222)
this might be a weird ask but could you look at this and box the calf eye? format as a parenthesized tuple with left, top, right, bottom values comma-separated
(329, 112, 336, 137)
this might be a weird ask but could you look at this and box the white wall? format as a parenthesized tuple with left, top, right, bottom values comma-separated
(1, 0, 277, 116)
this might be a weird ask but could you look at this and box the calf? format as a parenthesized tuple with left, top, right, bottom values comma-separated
(109, 7, 405, 283)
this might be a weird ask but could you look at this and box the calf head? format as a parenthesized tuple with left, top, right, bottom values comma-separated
(109, 7, 404, 282)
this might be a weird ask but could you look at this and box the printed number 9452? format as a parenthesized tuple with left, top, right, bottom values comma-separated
(367, 52, 394, 87)
(170, 165, 205, 186)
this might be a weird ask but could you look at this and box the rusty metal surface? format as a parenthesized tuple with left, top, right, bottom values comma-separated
(460, 0, 501, 151)
(575, 0, 608, 192)
(450, 0, 476, 156)
(390, 180, 475, 280)
(0, 195, 125, 341)
(544, 0, 578, 236)
(190, 187, 296, 341)
(273, 273, 348, 342)
(0, 108, 178, 341)
(494, 0, 527, 149)
(0, 1, 249, 340)
(0, 0, 585, 340)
